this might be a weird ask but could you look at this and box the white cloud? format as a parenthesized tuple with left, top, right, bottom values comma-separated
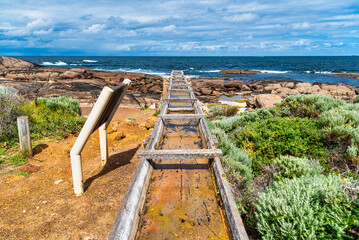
(294, 39, 311, 46)
(82, 24, 106, 34)
(291, 22, 311, 30)
(33, 28, 53, 35)
(27, 19, 50, 30)
(223, 13, 258, 22)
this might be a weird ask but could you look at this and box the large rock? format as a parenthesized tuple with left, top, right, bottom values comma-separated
(60, 70, 82, 79)
(255, 94, 282, 108)
(224, 80, 245, 89)
(0, 56, 39, 71)
(201, 88, 212, 95)
(264, 83, 281, 91)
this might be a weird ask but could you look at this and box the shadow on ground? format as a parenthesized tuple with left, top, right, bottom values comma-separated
(83, 144, 140, 191)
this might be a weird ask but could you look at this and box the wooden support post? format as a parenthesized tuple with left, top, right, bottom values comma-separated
(99, 123, 108, 166)
(17, 116, 32, 156)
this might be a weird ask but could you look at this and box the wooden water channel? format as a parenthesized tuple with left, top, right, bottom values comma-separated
(108, 71, 248, 240)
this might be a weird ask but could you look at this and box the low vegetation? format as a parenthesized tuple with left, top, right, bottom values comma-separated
(207, 94, 359, 239)
(0, 86, 85, 167)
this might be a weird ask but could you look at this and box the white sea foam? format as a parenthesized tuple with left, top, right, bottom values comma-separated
(314, 71, 335, 75)
(83, 59, 98, 63)
(42, 61, 68, 66)
(198, 69, 220, 73)
(94, 68, 170, 76)
(259, 70, 288, 74)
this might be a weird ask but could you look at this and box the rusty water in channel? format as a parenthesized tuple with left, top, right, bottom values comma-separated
(136, 91, 231, 239)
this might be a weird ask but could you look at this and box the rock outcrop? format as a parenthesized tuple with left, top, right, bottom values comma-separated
(0, 56, 163, 103)
(247, 80, 358, 101)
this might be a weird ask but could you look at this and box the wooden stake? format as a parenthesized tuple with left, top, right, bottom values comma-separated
(17, 116, 33, 156)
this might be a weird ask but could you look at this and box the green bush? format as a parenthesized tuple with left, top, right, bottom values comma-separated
(318, 104, 359, 158)
(225, 106, 239, 117)
(353, 95, 359, 104)
(255, 174, 358, 239)
(272, 155, 324, 180)
(209, 105, 226, 118)
(276, 94, 344, 118)
(235, 117, 328, 174)
(212, 127, 253, 186)
(0, 86, 24, 142)
(21, 96, 85, 139)
(214, 115, 241, 132)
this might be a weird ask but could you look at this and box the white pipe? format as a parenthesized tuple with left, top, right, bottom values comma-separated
(70, 79, 131, 196)
(71, 155, 83, 196)
(70, 87, 114, 196)
(99, 123, 108, 166)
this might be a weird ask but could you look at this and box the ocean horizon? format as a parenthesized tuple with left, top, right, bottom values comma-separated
(17, 56, 359, 86)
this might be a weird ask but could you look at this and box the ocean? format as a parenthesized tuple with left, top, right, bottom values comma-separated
(17, 56, 359, 86)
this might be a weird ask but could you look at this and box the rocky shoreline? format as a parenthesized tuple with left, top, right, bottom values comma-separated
(0, 56, 163, 103)
(1, 57, 358, 109)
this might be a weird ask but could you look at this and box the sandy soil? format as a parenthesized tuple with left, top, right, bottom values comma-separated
(0, 107, 156, 240)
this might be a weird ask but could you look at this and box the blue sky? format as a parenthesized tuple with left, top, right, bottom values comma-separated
(0, 0, 358, 56)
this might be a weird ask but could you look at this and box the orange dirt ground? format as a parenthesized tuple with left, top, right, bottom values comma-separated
(0, 106, 156, 240)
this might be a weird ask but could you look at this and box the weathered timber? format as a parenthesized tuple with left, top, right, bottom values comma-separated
(17, 116, 33, 156)
(212, 157, 249, 240)
(168, 88, 192, 92)
(164, 98, 197, 102)
(167, 107, 194, 112)
(137, 149, 223, 159)
(107, 158, 152, 240)
(158, 114, 205, 119)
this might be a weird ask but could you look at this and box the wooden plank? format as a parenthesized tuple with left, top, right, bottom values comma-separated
(212, 157, 249, 240)
(168, 107, 194, 112)
(108, 158, 153, 240)
(137, 149, 222, 159)
(170, 84, 189, 87)
(17, 116, 33, 156)
(158, 114, 205, 119)
(165, 98, 197, 102)
(168, 88, 192, 92)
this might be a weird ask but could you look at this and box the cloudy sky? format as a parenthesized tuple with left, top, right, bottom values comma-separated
(0, 0, 358, 56)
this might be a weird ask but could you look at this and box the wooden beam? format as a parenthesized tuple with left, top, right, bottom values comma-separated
(137, 149, 222, 159)
(170, 84, 189, 87)
(168, 89, 192, 92)
(168, 107, 194, 112)
(165, 98, 197, 102)
(158, 114, 205, 119)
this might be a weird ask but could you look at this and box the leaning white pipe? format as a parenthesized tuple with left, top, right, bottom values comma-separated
(99, 123, 108, 166)
(70, 87, 114, 196)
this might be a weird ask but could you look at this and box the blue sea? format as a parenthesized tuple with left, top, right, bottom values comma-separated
(17, 56, 359, 86)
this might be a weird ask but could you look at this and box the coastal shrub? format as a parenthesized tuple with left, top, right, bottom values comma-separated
(213, 115, 241, 132)
(319, 104, 359, 158)
(21, 96, 85, 139)
(0, 86, 23, 143)
(255, 174, 358, 239)
(237, 108, 277, 127)
(272, 155, 324, 180)
(354, 95, 359, 104)
(209, 105, 238, 118)
(235, 117, 328, 174)
(209, 105, 225, 118)
(212, 127, 253, 186)
(225, 106, 239, 117)
(276, 94, 344, 118)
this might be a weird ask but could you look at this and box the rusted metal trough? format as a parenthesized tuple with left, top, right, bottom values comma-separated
(108, 71, 248, 239)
